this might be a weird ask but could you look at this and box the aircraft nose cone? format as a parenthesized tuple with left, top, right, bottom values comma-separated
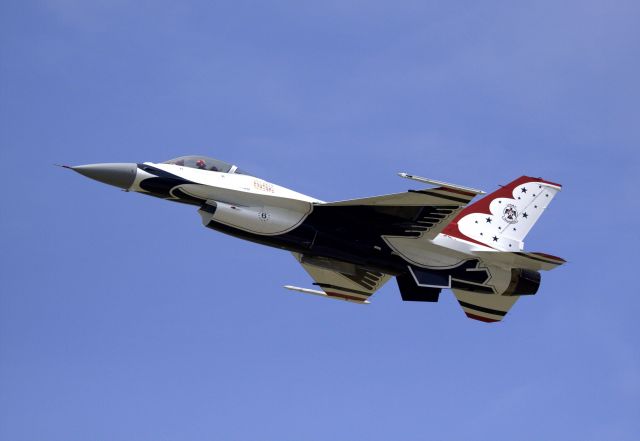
(72, 163, 137, 190)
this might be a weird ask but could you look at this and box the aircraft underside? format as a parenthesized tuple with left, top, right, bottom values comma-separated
(65, 157, 565, 323)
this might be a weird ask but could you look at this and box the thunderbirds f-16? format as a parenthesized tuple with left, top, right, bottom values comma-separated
(63, 156, 564, 323)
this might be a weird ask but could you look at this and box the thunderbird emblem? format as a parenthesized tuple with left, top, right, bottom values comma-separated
(502, 204, 518, 223)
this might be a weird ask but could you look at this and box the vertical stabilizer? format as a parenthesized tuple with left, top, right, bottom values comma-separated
(442, 176, 561, 251)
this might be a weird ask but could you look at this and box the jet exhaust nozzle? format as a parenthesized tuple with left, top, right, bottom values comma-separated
(71, 163, 137, 190)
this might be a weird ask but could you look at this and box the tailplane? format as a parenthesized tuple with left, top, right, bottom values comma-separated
(442, 176, 562, 251)
(452, 289, 520, 323)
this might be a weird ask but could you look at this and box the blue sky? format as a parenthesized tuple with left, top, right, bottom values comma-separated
(1, 0, 639, 439)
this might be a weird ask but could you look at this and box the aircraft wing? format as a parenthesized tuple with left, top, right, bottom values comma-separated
(285, 253, 392, 304)
(313, 187, 477, 240)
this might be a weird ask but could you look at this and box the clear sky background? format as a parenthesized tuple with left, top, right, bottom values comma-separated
(1, 1, 639, 439)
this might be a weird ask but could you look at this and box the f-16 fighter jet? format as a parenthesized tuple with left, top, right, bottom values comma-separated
(64, 156, 564, 323)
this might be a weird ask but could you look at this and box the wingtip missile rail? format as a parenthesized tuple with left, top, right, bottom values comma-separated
(398, 172, 486, 195)
(283, 285, 371, 304)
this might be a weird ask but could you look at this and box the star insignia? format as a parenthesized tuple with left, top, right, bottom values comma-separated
(522, 212, 528, 218)
(521, 187, 527, 193)
(492, 236, 498, 242)
(486, 217, 491, 223)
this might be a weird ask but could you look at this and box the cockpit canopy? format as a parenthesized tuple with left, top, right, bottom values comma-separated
(162, 156, 250, 175)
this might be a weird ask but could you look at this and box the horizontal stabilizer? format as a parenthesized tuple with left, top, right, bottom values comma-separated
(474, 251, 566, 271)
(453, 289, 520, 323)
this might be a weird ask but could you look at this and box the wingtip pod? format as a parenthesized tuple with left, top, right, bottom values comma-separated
(442, 176, 563, 251)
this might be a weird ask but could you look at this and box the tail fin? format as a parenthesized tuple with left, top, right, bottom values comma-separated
(442, 176, 561, 251)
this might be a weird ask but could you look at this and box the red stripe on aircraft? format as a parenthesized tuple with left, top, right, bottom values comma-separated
(326, 292, 368, 302)
(536, 178, 562, 188)
(442, 224, 497, 250)
(531, 252, 566, 263)
(465, 312, 500, 323)
(433, 186, 477, 198)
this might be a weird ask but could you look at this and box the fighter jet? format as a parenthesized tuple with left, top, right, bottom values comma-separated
(64, 155, 564, 322)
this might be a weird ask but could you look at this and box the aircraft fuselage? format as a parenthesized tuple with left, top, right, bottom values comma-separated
(66, 155, 564, 322)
